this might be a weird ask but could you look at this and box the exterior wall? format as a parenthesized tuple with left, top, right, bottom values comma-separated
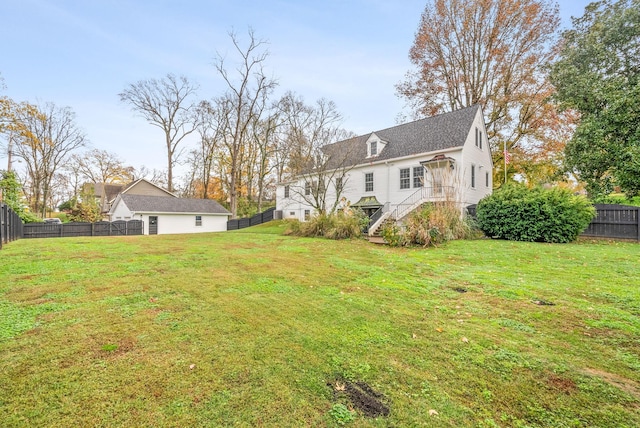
(277, 149, 465, 220)
(133, 213, 228, 235)
(459, 109, 493, 206)
(110, 199, 134, 220)
(125, 180, 174, 197)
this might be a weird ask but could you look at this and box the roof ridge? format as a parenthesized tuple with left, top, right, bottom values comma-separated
(372, 104, 480, 135)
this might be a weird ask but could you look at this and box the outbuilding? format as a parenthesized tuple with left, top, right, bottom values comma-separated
(109, 194, 231, 235)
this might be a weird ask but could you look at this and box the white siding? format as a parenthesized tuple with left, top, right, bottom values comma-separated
(110, 199, 133, 220)
(460, 109, 493, 206)
(138, 213, 228, 235)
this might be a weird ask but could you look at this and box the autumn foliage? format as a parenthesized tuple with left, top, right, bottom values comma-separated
(398, 0, 566, 186)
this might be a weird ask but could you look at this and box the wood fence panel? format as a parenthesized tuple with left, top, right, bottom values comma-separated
(227, 207, 275, 231)
(581, 204, 639, 241)
(22, 220, 144, 239)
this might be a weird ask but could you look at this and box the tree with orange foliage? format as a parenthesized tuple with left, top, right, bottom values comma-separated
(397, 0, 565, 186)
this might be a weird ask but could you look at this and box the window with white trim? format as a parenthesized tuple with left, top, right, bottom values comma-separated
(305, 181, 311, 196)
(413, 166, 424, 188)
(195, 215, 202, 226)
(400, 168, 410, 189)
(486, 171, 489, 187)
(471, 165, 476, 188)
(370, 141, 377, 156)
(284, 185, 290, 198)
(365, 172, 374, 192)
(304, 210, 310, 220)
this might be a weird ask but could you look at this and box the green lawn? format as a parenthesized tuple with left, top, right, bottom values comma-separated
(1, 223, 639, 427)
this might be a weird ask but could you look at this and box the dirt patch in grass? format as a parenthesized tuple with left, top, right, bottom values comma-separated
(546, 372, 577, 394)
(331, 379, 390, 418)
(92, 336, 137, 359)
(583, 368, 640, 401)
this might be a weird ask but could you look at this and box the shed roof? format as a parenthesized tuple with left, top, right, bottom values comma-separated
(119, 194, 230, 215)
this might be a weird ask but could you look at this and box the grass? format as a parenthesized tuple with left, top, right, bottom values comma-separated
(0, 222, 639, 427)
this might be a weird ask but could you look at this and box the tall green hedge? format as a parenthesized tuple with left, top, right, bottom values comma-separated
(476, 184, 595, 243)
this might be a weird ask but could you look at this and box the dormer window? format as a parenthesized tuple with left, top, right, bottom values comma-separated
(366, 133, 386, 158)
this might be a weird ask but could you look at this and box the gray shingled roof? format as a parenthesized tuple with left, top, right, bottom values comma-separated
(322, 105, 481, 170)
(120, 194, 230, 215)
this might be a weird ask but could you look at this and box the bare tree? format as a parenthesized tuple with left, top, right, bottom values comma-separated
(277, 94, 356, 214)
(289, 131, 358, 215)
(213, 29, 278, 218)
(70, 148, 133, 209)
(12, 102, 87, 217)
(188, 99, 227, 199)
(119, 73, 198, 192)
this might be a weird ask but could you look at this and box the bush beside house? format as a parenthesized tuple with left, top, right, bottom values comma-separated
(476, 184, 595, 243)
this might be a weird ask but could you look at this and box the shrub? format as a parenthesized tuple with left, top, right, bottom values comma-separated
(383, 202, 478, 247)
(285, 209, 368, 240)
(476, 184, 595, 243)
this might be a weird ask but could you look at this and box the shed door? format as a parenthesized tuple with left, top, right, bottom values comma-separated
(149, 216, 158, 235)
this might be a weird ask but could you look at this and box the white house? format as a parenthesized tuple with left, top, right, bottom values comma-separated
(275, 105, 493, 235)
(109, 194, 231, 235)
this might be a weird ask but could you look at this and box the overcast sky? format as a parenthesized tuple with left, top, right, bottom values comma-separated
(1, 0, 593, 179)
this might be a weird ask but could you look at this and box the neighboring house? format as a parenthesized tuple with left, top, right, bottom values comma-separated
(86, 178, 176, 216)
(275, 105, 493, 235)
(109, 194, 230, 235)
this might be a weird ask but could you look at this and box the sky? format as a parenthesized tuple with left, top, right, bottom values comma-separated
(1, 0, 593, 180)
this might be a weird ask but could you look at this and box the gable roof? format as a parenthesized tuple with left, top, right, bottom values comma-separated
(90, 183, 126, 201)
(322, 105, 481, 170)
(120, 178, 176, 198)
(117, 195, 230, 215)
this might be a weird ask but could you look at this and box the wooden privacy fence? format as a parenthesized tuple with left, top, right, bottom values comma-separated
(22, 220, 143, 239)
(1, 202, 23, 249)
(581, 204, 640, 241)
(466, 203, 640, 241)
(227, 207, 275, 230)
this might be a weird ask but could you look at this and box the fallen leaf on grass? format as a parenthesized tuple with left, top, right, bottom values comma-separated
(189, 364, 196, 370)
(429, 409, 439, 416)
(435, 328, 443, 333)
(461, 337, 469, 343)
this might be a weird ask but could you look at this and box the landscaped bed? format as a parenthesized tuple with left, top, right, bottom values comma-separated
(1, 223, 638, 426)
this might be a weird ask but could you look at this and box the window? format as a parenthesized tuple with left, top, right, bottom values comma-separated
(195, 215, 202, 226)
(370, 141, 377, 156)
(289, 212, 295, 217)
(486, 171, 489, 187)
(335, 177, 343, 192)
(471, 165, 476, 188)
(284, 185, 290, 198)
(413, 166, 424, 188)
(479, 130, 483, 149)
(304, 210, 310, 221)
(305, 181, 311, 196)
(475, 127, 479, 147)
(365, 172, 374, 192)
(400, 168, 410, 189)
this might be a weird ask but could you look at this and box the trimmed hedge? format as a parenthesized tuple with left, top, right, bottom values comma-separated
(476, 184, 595, 243)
